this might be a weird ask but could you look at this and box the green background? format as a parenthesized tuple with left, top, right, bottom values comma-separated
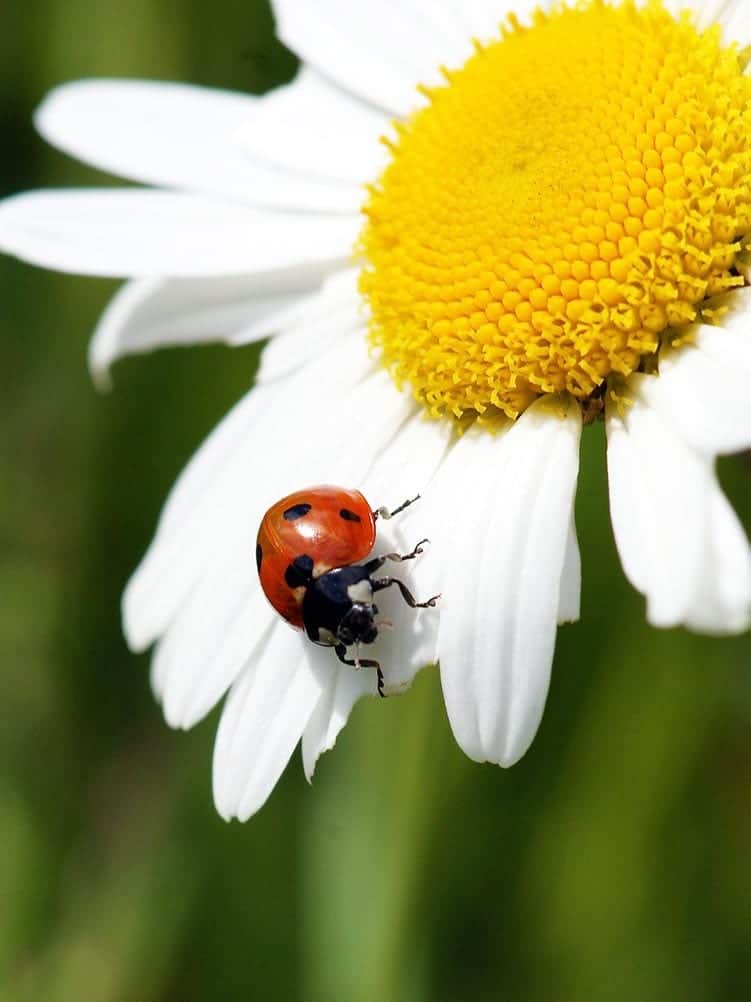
(2, 2, 751, 999)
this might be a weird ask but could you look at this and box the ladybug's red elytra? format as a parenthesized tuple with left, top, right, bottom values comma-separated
(256, 486, 439, 697)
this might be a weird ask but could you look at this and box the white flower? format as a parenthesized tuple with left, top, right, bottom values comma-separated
(1, 0, 751, 820)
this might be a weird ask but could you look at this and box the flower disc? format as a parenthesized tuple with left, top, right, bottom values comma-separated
(360, 1, 751, 420)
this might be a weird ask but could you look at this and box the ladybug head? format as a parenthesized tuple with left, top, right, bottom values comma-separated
(336, 602, 379, 647)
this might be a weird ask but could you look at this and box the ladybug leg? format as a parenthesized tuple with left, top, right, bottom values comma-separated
(373, 494, 420, 521)
(371, 577, 441, 609)
(334, 644, 386, 698)
(362, 539, 430, 576)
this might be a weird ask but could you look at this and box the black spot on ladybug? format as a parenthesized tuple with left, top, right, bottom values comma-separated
(283, 503, 312, 521)
(256, 542, 263, 571)
(339, 508, 361, 523)
(285, 554, 314, 589)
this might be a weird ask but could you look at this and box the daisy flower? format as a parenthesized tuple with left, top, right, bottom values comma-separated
(2, 0, 751, 820)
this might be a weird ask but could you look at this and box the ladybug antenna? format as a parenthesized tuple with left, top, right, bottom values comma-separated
(373, 493, 420, 521)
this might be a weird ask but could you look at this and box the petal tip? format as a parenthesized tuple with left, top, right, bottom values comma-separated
(88, 345, 114, 392)
(121, 580, 152, 654)
(213, 796, 235, 824)
(32, 84, 67, 143)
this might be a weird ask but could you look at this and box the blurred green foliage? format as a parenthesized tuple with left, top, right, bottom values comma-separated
(1, 2, 751, 1000)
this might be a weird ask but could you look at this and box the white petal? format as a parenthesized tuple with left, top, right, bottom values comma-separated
(638, 323, 751, 456)
(298, 413, 453, 781)
(150, 357, 409, 725)
(130, 374, 278, 615)
(721, 3, 751, 45)
(360, 415, 454, 686)
(606, 380, 708, 626)
(153, 574, 276, 731)
(152, 356, 406, 725)
(0, 189, 358, 278)
(89, 266, 329, 387)
(361, 413, 454, 523)
(35, 79, 360, 213)
(604, 407, 653, 598)
(279, 412, 451, 784)
(234, 68, 389, 185)
(402, 424, 489, 602)
(557, 515, 581, 625)
(254, 271, 364, 383)
(132, 347, 414, 727)
(123, 334, 375, 652)
(694, 0, 744, 29)
(253, 304, 363, 382)
(606, 375, 751, 633)
(717, 286, 751, 324)
(438, 397, 582, 766)
(392, 421, 500, 688)
(302, 666, 374, 782)
(449, 0, 536, 39)
(272, 0, 428, 115)
(212, 625, 327, 821)
(233, 265, 361, 347)
(123, 380, 275, 653)
(684, 484, 751, 635)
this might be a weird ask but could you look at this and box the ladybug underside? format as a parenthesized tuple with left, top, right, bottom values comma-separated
(289, 544, 437, 696)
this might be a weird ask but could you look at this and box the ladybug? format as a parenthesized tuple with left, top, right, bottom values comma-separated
(256, 486, 439, 697)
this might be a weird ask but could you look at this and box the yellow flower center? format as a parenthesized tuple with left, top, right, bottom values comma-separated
(359, 0, 751, 422)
